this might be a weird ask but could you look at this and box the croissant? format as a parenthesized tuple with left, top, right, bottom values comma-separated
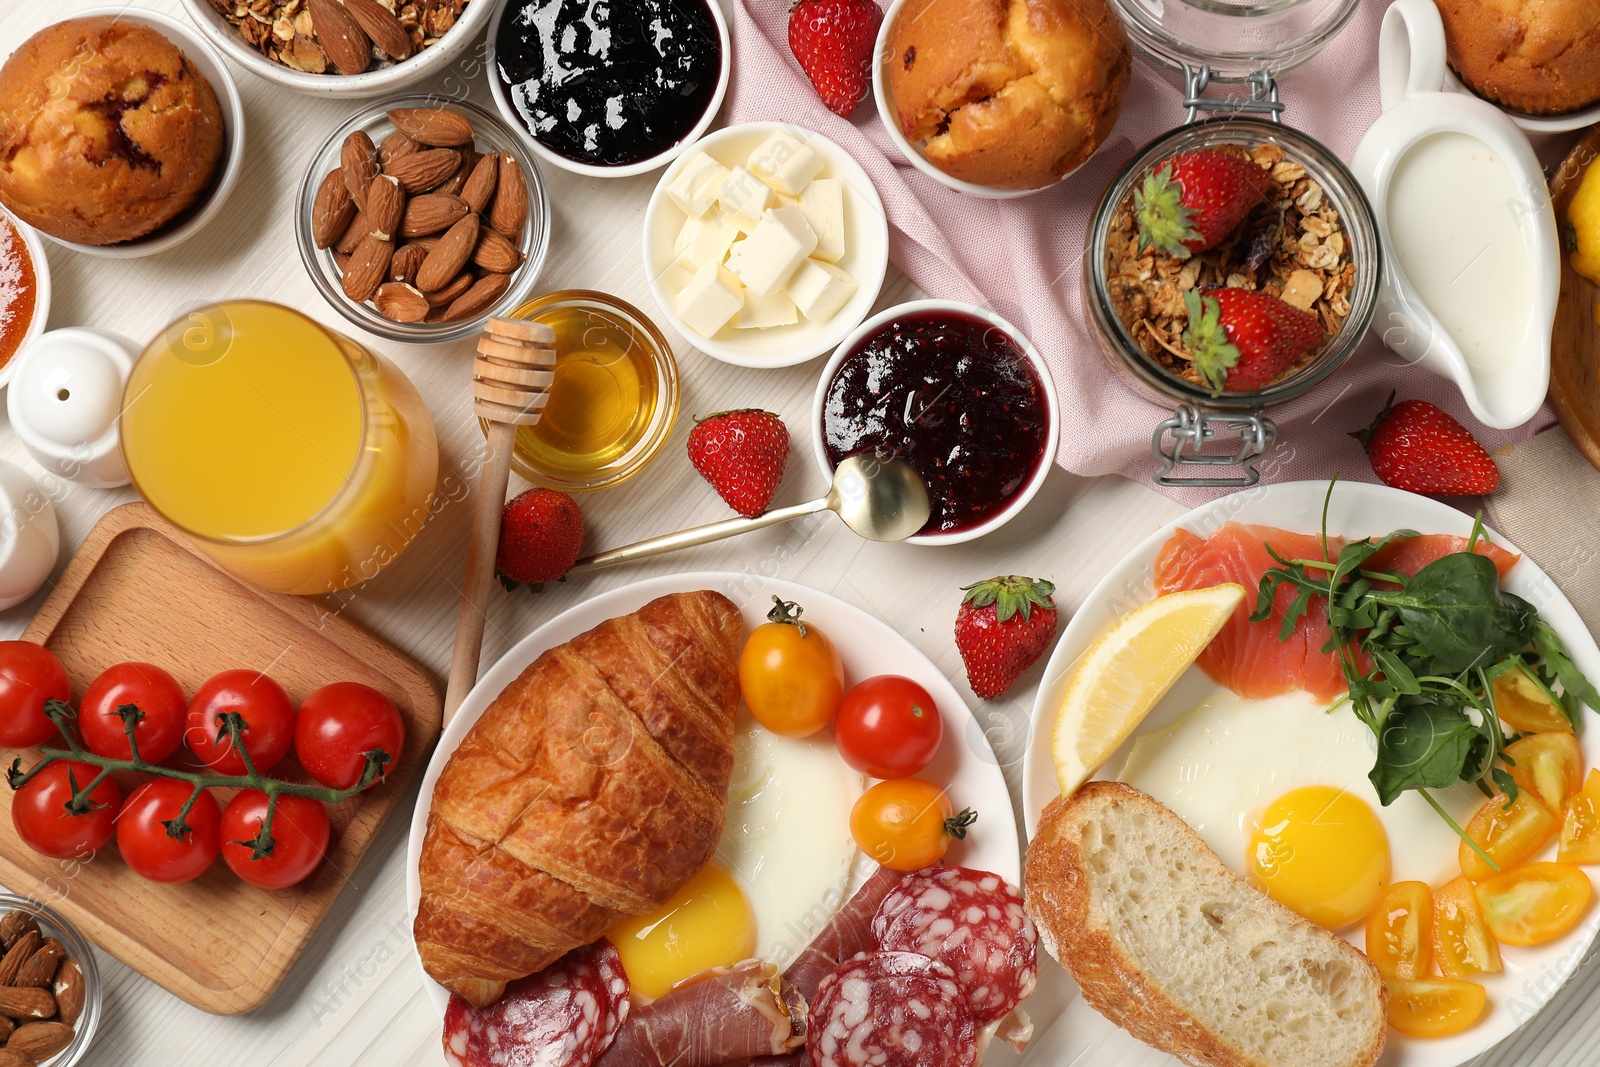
(414, 590, 744, 1007)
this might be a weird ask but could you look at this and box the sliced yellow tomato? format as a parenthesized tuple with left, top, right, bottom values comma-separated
(1474, 862, 1593, 946)
(1459, 792, 1559, 882)
(1560, 768, 1600, 865)
(1433, 876, 1503, 978)
(1493, 662, 1572, 734)
(1386, 977, 1488, 1039)
(1505, 733, 1584, 815)
(1365, 880, 1432, 981)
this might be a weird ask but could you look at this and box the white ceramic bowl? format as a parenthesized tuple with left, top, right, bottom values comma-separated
(0, 207, 50, 391)
(42, 8, 245, 259)
(486, 0, 730, 178)
(179, 0, 492, 98)
(642, 122, 889, 368)
(811, 299, 1060, 546)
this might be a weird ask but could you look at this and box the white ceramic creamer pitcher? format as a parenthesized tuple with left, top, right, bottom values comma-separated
(1350, 0, 1557, 430)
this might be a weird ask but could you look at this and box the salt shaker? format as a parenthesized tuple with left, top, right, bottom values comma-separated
(6, 328, 137, 488)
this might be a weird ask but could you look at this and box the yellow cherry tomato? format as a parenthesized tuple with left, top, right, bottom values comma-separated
(850, 778, 975, 872)
(1504, 732, 1584, 815)
(1433, 876, 1502, 979)
(738, 597, 844, 738)
(1474, 862, 1592, 947)
(1385, 977, 1488, 1039)
(1459, 792, 1558, 882)
(1365, 880, 1433, 981)
(1559, 768, 1600, 864)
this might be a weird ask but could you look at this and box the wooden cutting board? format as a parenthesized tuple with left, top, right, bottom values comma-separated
(6, 503, 441, 1015)
(1550, 125, 1600, 472)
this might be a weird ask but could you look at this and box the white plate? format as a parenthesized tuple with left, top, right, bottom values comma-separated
(408, 571, 1020, 1016)
(1019, 481, 1600, 1067)
(642, 122, 890, 368)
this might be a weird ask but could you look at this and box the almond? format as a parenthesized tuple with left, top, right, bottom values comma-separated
(333, 251, 352, 273)
(374, 282, 431, 323)
(344, 0, 414, 60)
(417, 214, 479, 292)
(341, 130, 380, 210)
(380, 130, 420, 168)
(0, 915, 37, 953)
(386, 149, 460, 193)
(312, 168, 357, 249)
(386, 107, 474, 148)
(472, 227, 524, 274)
(460, 153, 499, 215)
(424, 272, 474, 308)
(0, 1049, 29, 1067)
(0, 931, 38, 987)
(14, 940, 61, 989)
(490, 152, 528, 237)
(343, 234, 394, 302)
(437, 146, 475, 197)
(406, 234, 441, 254)
(444, 273, 512, 321)
(400, 193, 470, 237)
(7, 1021, 72, 1061)
(333, 209, 369, 255)
(308, 0, 371, 76)
(0, 986, 53, 1020)
(389, 243, 428, 283)
(51, 957, 83, 1028)
(365, 174, 405, 242)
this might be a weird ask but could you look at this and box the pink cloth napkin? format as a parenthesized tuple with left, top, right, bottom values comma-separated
(726, 0, 1556, 502)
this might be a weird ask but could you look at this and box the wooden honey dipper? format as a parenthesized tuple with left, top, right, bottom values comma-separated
(444, 316, 557, 722)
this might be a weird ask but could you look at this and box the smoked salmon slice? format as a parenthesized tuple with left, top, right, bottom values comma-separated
(1153, 524, 1521, 702)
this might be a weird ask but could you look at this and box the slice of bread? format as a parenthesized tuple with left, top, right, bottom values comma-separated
(1025, 781, 1387, 1067)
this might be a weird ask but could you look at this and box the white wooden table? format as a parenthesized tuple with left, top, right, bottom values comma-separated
(0, 2, 1596, 1064)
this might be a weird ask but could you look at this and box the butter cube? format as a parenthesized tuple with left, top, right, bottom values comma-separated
(737, 290, 799, 329)
(665, 152, 730, 217)
(677, 261, 745, 338)
(727, 207, 817, 297)
(788, 259, 858, 321)
(675, 214, 740, 268)
(748, 131, 824, 196)
(799, 179, 845, 264)
(718, 166, 773, 231)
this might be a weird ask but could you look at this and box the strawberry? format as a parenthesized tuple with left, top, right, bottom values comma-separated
(1183, 287, 1321, 395)
(496, 487, 584, 590)
(954, 576, 1058, 701)
(688, 409, 790, 517)
(1354, 393, 1501, 495)
(1135, 149, 1275, 259)
(788, 0, 883, 118)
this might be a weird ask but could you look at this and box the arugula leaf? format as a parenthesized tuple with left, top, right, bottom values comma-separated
(1532, 620, 1600, 715)
(1370, 702, 1483, 805)
(1367, 553, 1536, 674)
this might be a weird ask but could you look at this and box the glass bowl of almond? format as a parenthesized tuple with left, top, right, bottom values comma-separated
(0, 895, 100, 1067)
(296, 95, 551, 344)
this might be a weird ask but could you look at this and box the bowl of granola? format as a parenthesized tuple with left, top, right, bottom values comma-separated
(181, 0, 489, 97)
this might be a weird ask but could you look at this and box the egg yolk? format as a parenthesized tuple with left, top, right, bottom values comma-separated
(1248, 785, 1391, 930)
(607, 862, 755, 1001)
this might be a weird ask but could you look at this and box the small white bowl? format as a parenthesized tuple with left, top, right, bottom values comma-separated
(179, 0, 493, 98)
(44, 8, 245, 260)
(0, 206, 50, 391)
(642, 122, 889, 368)
(811, 299, 1060, 546)
(486, 0, 731, 178)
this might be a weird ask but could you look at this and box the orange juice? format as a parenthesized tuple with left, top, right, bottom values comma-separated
(121, 301, 438, 595)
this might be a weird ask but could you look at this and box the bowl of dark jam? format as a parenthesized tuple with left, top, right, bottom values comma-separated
(813, 300, 1059, 546)
(488, 0, 731, 178)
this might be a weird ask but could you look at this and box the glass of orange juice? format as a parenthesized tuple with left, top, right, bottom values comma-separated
(121, 301, 439, 595)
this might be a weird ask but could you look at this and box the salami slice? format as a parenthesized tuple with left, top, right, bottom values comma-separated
(807, 951, 976, 1067)
(443, 940, 630, 1067)
(871, 866, 1037, 1025)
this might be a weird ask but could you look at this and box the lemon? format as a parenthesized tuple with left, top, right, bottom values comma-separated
(1052, 583, 1245, 795)
(1567, 162, 1600, 286)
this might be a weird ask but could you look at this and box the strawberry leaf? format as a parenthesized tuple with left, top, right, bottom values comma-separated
(1182, 289, 1240, 396)
(1133, 164, 1199, 261)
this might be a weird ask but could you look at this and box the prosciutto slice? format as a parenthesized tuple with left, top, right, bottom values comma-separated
(594, 960, 800, 1067)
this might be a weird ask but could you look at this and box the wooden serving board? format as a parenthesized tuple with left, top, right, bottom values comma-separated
(1550, 125, 1600, 472)
(6, 503, 441, 1015)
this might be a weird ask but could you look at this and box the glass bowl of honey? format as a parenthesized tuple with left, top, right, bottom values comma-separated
(488, 291, 679, 491)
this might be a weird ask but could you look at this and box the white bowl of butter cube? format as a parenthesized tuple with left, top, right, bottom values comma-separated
(642, 122, 890, 368)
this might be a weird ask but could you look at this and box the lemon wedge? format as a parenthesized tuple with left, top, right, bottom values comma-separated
(1052, 583, 1245, 795)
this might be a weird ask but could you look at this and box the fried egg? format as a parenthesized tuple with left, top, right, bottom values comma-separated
(608, 713, 862, 998)
(1118, 688, 1482, 929)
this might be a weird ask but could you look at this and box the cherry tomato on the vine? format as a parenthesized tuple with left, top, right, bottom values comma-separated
(834, 675, 942, 779)
(12, 760, 119, 860)
(186, 670, 296, 775)
(849, 778, 975, 872)
(80, 662, 187, 763)
(294, 682, 405, 790)
(220, 790, 330, 889)
(738, 598, 844, 738)
(117, 779, 221, 884)
(0, 641, 70, 748)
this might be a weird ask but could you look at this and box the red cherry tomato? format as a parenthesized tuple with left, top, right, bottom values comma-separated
(116, 779, 221, 884)
(293, 682, 405, 790)
(220, 790, 330, 889)
(0, 641, 69, 748)
(79, 662, 187, 763)
(11, 760, 119, 860)
(834, 675, 943, 779)
(186, 670, 296, 775)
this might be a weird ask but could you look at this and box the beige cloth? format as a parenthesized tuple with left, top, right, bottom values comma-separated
(1488, 428, 1600, 636)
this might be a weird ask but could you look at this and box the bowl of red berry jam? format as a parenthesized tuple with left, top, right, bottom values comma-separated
(812, 300, 1059, 545)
